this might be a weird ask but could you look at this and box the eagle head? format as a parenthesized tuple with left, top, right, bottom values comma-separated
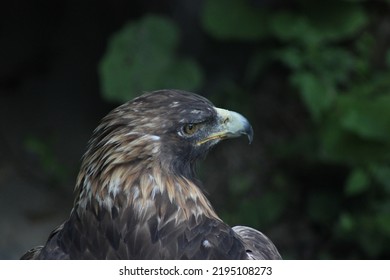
(72, 89, 254, 224)
(127, 90, 253, 176)
(80, 89, 252, 182)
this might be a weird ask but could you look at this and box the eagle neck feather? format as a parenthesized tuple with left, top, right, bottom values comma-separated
(73, 133, 220, 225)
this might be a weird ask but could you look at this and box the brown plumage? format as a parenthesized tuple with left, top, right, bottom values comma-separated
(21, 89, 281, 260)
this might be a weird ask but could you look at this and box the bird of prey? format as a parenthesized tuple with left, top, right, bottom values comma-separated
(21, 89, 281, 260)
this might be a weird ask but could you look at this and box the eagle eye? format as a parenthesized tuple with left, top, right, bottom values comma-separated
(182, 123, 200, 136)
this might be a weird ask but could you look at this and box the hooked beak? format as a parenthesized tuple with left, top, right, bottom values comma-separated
(196, 107, 253, 145)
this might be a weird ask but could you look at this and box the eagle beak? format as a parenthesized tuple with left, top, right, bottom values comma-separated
(197, 107, 254, 145)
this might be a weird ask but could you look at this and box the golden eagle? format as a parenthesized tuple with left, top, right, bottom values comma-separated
(21, 90, 281, 260)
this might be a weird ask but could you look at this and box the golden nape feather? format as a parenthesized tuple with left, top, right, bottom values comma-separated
(21, 89, 281, 260)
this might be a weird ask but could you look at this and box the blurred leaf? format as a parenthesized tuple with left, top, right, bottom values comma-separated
(319, 90, 390, 165)
(308, 47, 356, 85)
(345, 168, 369, 196)
(24, 136, 67, 183)
(355, 33, 375, 76)
(337, 212, 355, 234)
(376, 211, 390, 235)
(161, 58, 203, 90)
(369, 164, 390, 193)
(320, 123, 390, 165)
(301, 1, 368, 42)
(202, 0, 268, 40)
(336, 209, 390, 258)
(273, 47, 304, 70)
(99, 15, 203, 103)
(270, 2, 367, 45)
(270, 12, 321, 46)
(346, 74, 390, 98)
(355, 214, 389, 257)
(291, 71, 336, 121)
(338, 95, 390, 141)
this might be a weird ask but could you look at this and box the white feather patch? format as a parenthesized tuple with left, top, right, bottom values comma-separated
(202, 240, 212, 248)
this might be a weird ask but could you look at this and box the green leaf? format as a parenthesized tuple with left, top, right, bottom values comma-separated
(338, 95, 390, 141)
(369, 164, 390, 193)
(270, 12, 321, 46)
(320, 121, 390, 165)
(355, 214, 389, 257)
(273, 47, 304, 70)
(301, 1, 368, 42)
(376, 211, 390, 235)
(99, 15, 203, 103)
(24, 136, 68, 183)
(161, 58, 204, 91)
(270, 2, 367, 46)
(307, 47, 356, 85)
(201, 0, 268, 40)
(291, 71, 336, 121)
(345, 168, 370, 196)
(337, 212, 355, 234)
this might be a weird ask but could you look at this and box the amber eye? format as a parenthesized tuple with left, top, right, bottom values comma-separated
(182, 123, 200, 135)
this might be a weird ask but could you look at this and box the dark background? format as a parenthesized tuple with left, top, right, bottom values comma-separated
(1, 0, 390, 259)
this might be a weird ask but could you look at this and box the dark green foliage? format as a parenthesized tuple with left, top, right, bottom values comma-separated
(202, 0, 269, 40)
(99, 16, 203, 103)
(200, 0, 390, 259)
(24, 136, 69, 186)
(203, 0, 390, 258)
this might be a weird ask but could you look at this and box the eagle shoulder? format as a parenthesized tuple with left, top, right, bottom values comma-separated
(232, 225, 282, 260)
